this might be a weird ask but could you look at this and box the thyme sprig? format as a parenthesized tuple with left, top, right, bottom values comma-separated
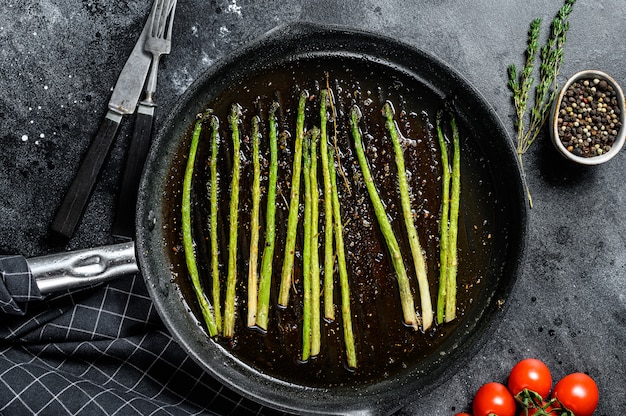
(508, 0, 576, 206)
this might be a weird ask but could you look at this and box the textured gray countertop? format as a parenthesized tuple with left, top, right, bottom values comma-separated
(1, 0, 624, 414)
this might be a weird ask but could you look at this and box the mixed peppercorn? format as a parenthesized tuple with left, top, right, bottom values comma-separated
(556, 77, 622, 158)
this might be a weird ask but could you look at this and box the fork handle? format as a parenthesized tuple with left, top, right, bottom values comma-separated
(51, 110, 123, 238)
(112, 103, 155, 239)
(143, 56, 162, 103)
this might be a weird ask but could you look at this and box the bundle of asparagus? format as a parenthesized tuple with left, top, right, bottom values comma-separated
(181, 86, 461, 371)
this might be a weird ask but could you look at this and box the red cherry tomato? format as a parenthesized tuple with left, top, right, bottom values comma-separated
(455, 413, 472, 416)
(551, 373, 599, 416)
(472, 382, 517, 416)
(508, 358, 553, 398)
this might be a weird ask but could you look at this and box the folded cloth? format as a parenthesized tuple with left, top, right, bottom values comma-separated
(0, 269, 289, 416)
(0, 255, 44, 315)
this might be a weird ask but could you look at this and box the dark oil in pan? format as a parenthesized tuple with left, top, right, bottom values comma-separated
(163, 55, 499, 387)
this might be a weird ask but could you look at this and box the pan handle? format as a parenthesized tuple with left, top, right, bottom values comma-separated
(27, 242, 139, 295)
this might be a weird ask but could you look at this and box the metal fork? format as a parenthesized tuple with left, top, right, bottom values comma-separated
(143, 0, 177, 104)
(111, 0, 177, 239)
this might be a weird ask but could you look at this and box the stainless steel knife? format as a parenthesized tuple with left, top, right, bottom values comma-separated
(50, 4, 156, 239)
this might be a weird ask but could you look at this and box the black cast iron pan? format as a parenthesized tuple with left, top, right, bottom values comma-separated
(28, 23, 528, 415)
(135, 22, 527, 415)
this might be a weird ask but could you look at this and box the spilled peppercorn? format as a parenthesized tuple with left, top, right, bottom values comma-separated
(557, 77, 623, 157)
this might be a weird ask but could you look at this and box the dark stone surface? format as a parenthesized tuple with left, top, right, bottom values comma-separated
(1, 0, 625, 413)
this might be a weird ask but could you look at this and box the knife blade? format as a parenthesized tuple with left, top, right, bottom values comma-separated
(50, 5, 155, 239)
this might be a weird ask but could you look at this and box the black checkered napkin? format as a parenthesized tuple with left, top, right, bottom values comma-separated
(0, 255, 43, 315)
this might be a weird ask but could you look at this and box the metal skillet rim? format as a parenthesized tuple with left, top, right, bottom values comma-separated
(135, 21, 529, 416)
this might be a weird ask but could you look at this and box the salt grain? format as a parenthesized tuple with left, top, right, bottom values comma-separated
(226, 0, 242, 16)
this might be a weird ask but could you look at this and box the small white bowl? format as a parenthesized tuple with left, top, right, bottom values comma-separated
(550, 70, 626, 165)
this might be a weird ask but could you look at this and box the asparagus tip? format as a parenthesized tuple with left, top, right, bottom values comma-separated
(383, 101, 395, 117)
(310, 126, 320, 139)
(269, 101, 280, 115)
(350, 105, 362, 121)
(229, 103, 242, 121)
(210, 114, 219, 129)
(196, 109, 215, 122)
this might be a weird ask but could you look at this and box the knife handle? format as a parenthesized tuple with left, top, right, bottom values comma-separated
(111, 103, 155, 240)
(51, 111, 122, 239)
